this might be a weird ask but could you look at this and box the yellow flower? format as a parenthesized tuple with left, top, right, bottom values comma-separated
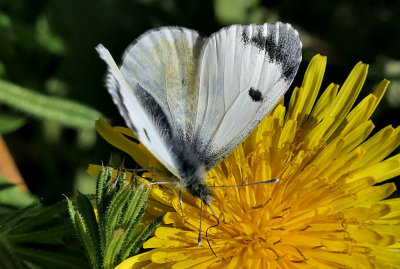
(100, 55, 400, 268)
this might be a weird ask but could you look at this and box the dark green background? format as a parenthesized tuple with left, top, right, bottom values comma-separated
(1, 0, 399, 203)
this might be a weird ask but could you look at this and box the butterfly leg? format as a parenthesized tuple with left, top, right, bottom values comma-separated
(179, 189, 186, 222)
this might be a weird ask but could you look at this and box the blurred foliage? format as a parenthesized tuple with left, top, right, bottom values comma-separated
(0, 184, 88, 269)
(0, 175, 34, 210)
(0, 0, 399, 204)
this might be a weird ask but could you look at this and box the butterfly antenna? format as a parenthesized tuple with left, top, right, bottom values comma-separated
(205, 203, 219, 257)
(209, 178, 279, 189)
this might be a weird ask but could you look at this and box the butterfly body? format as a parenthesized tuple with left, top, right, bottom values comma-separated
(97, 23, 302, 205)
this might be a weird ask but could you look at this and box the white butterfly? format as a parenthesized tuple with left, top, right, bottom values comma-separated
(96, 22, 302, 209)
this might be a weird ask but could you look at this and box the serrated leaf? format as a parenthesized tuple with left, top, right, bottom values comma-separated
(73, 210, 100, 269)
(66, 197, 77, 227)
(103, 228, 125, 269)
(116, 169, 127, 190)
(105, 187, 130, 244)
(74, 192, 101, 261)
(96, 166, 112, 222)
(118, 205, 146, 261)
(121, 185, 148, 228)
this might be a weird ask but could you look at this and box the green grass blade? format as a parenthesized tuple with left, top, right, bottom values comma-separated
(0, 79, 101, 130)
(0, 113, 25, 133)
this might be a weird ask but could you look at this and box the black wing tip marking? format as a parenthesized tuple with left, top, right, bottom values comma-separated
(240, 22, 302, 81)
(249, 87, 264, 102)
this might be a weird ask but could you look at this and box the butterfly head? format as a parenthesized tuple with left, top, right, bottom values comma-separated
(180, 165, 214, 205)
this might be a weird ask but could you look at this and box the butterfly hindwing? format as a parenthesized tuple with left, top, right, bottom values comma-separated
(193, 23, 302, 169)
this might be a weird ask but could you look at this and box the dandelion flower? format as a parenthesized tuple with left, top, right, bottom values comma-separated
(104, 55, 400, 268)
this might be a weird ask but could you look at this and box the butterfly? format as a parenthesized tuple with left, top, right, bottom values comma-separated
(96, 22, 302, 216)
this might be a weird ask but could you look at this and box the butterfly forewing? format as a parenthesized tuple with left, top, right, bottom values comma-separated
(96, 44, 183, 178)
(193, 23, 302, 169)
(120, 27, 205, 142)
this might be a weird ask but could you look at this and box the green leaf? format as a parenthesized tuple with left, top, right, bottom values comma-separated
(104, 187, 130, 244)
(95, 166, 113, 251)
(118, 205, 146, 261)
(0, 183, 16, 192)
(0, 203, 40, 231)
(7, 223, 74, 243)
(0, 176, 36, 208)
(0, 113, 25, 134)
(0, 242, 22, 269)
(96, 166, 113, 222)
(103, 228, 125, 269)
(74, 193, 101, 261)
(130, 215, 163, 256)
(11, 200, 68, 233)
(72, 210, 101, 269)
(121, 185, 148, 228)
(0, 79, 101, 130)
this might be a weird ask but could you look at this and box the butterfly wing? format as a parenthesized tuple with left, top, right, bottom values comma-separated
(192, 23, 302, 169)
(96, 27, 206, 179)
(119, 27, 206, 142)
(96, 44, 184, 177)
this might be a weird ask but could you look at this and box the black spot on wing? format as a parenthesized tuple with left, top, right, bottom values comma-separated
(249, 87, 263, 102)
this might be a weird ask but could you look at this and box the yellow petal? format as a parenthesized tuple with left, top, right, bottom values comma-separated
(115, 250, 156, 269)
(298, 54, 327, 124)
(95, 118, 164, 170)
(325, 62, 369, 139)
